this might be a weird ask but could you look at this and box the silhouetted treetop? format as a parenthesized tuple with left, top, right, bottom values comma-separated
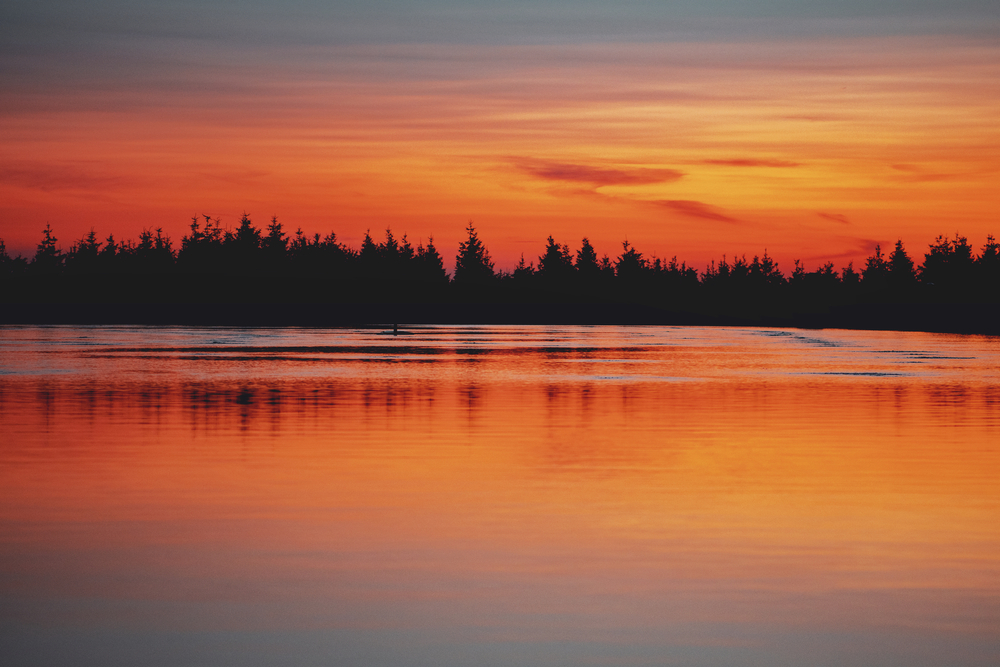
(32, 223, 62, 275)
(978, 235, 1000, 286)
(888, 239, 917, 287)
(841, 261, 860, 286)
(511, 253, 535, 281)
(538, 236, 574, 283)
(922, 233, 975, 289)
(575, 238, 599, 278)
(416, 237, 448, 285)
(615, 240, 647, 284)
(263, 216, 288, 255)
(6, 218, 999, 322)
(751, 251, 783, 288)
(862, 244, 889, 286)
(234, 213, 261, 250)
(454, 222, 495, 286)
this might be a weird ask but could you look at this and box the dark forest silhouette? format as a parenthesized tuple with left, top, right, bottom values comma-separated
(2, 215, 998, 331)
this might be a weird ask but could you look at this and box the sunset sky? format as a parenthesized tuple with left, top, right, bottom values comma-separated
(2, 0, 998, 271)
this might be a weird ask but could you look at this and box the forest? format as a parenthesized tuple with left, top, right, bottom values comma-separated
(2, 215, 998, 331)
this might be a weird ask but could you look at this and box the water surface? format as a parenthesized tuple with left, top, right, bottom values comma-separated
(1, 325, 998, 666)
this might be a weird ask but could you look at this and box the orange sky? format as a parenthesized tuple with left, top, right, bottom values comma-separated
(2, 6, 999, 272)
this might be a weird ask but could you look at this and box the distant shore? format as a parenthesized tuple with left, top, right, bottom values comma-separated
(3, 301, 997, 335)
(4, 220, 998, 335)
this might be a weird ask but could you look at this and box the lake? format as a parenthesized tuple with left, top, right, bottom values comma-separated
(1, 325, 998, 666)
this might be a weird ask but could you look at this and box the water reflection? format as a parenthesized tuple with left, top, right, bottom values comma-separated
(1, 325, 999, 667)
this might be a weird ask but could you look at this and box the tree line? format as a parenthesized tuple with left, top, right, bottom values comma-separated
(2, 215, 998, 319)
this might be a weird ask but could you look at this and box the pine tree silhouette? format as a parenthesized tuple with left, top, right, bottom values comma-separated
(7, 218, 999, 331)
(454, 222, 495, 286)
(862, 245, 889, 287)
(32, 223, 62, 275)
(615, 240, 647, 285)
(888, 239, 916, 287)
(538, 236, 574, 281)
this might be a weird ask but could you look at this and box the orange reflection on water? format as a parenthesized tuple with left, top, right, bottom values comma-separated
(1, 326, 998, 666)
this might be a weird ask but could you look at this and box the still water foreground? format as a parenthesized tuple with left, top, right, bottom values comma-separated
(1, 325, 998, 667)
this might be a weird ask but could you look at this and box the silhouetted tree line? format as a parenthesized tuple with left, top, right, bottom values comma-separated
(2, 215, 448, 303)
(1, 216, 998, 329)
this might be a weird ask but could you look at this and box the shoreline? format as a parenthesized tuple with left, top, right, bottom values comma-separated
(3, 302, 997, 336)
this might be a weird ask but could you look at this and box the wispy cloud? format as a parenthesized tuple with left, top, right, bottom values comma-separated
(653, 200, 740, 223)
(889, 163, 957, 182)
(804, 237, 882, 263)
(514, 158, 683, 187)
(704, 158, 800, 168)
(852, 238, 883, 259)
(0, 162, 135, 193)
(781, 114, 841, 122)
(818, 212, 850, 224)
(896, 173, 957, 183)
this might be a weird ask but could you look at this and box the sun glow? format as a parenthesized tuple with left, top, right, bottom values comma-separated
(2, 11, 998, 272)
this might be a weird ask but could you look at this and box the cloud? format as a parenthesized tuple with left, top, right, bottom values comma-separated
(889, 163, 956, 182)
(514, 158, 683, 187)
(803, 237, 882, 263)
(0, 162, 135, 193)
(818, 212, 850, 224)
(896, 173, 956, 183)
(781, 114, 841, 122)
(704, 158, 800, 168)
(654, 199, 739, 223)
(851, 238, 884, 259)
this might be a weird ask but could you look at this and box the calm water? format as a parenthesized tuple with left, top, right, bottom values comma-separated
(1, 325, 998, 667)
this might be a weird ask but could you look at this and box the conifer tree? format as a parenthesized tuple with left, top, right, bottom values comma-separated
(32, 223, 62, 274)
(615, 240, 647, 284)
(512, 253, 535, 280)
(454, 222, 495, 285)
(67, 229, 101, 274)
(263, 216, 287, 254)
(790, 259, 805, 284)
(977, 235, 1000, 294)
(888, 239, 916, 286)
(538, 236, 573, 275)
(862, 245, 889, 286)
(234, 213, 261, 250)
(841, 261, 860, 286)
(417, 237, 448, 284)
(575, 238, 599, 277)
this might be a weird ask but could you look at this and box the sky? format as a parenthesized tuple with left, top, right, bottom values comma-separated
(2, 0, 998, 271)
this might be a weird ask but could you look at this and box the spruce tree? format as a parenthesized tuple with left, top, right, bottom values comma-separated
(454, 222, 495, 286)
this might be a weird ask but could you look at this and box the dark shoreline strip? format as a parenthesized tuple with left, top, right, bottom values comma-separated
(2, 302, 997, 336)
